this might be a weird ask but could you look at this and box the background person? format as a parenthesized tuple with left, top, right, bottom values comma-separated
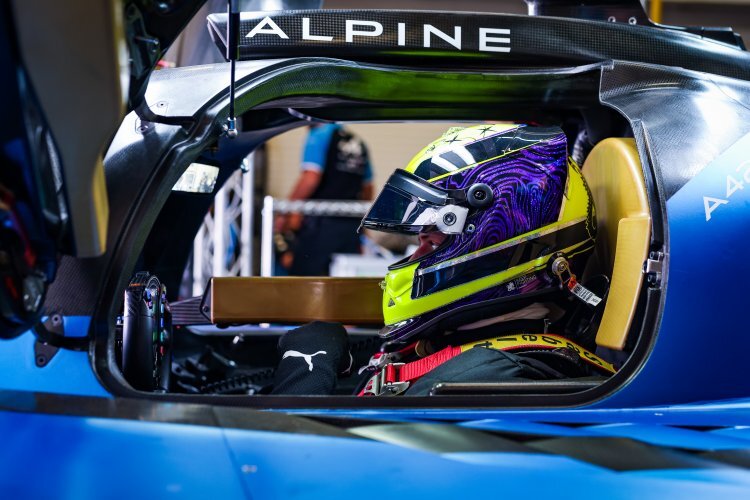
(274, 123, 373, 276)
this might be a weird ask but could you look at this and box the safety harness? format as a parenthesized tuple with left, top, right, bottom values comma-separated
(359, 333, 616, 396)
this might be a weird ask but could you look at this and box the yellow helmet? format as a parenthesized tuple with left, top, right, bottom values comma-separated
(360, 124, 596, 343)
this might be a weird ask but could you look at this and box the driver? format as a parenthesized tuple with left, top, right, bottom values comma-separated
(272, 124, 616, 396)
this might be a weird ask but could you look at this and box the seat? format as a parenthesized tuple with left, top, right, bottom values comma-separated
(582, 138, 651, 351)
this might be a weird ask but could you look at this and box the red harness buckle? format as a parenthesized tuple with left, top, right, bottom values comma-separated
(359, 346, 464, 396)
(362, 363, 409, 396)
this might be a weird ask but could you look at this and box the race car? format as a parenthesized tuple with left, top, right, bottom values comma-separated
(3, 0, 750, 497)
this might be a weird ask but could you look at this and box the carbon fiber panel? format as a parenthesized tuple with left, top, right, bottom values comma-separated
(529, 436, 722, 471)
(349, 422, 534, 453)
(207, 10, 750, 81)
(599, 62, 750, 198)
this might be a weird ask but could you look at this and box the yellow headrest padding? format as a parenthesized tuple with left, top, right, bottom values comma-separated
(597, 217, 651, 350)
(582, 138, 651, 351)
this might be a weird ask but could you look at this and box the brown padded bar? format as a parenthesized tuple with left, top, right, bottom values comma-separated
(211, 277, 385, 325)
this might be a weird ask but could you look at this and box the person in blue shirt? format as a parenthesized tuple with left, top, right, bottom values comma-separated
(275, 124, 373, 276)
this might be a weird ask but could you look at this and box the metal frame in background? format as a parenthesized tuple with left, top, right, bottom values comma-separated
(191, 154, 256, 296)
(259, 198, 372, 276)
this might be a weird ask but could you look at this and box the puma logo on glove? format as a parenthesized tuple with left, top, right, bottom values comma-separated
(272, 322, 349, 395)
(282, 350, 327, 372)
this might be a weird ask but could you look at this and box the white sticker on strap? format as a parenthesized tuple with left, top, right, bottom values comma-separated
(569, 282, 602, 307)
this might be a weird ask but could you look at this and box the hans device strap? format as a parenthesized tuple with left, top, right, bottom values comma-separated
(460, 334, 615, 374)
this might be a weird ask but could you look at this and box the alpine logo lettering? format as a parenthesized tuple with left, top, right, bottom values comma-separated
(703, 159, 750, 221)
(245, 16, 511, 53)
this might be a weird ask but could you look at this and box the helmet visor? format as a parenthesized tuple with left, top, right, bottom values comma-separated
(360, 170, 466, 234)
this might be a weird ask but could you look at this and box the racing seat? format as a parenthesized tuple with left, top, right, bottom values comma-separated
(582, 138, 651, 350)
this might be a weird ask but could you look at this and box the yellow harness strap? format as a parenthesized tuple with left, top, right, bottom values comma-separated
(460, 333, 617, 375)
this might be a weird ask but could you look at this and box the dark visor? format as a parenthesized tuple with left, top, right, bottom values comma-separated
(360, 170, 463, 234)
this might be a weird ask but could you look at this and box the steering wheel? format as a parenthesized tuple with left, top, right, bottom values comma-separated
(122, 272, 172, 392)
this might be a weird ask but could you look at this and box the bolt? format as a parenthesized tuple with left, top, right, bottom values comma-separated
(473, 190, 486, 200)
(466, 224, 476, 233)
(443, 213, 457, 226)
(551, 257, 568, 275)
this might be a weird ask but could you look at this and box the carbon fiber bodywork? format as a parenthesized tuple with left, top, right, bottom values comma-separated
(600, 62, 750, 199)
(208, 10, 750, 80)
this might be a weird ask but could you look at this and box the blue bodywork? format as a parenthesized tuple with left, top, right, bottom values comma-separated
(3, 67, 750, 500)
(4, 389, 750, 497)
(0, 317, 108, 398)
(605, 131, 750, 406)
(5, 4, 750, 497)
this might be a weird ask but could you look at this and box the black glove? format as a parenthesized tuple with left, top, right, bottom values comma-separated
(271, 321, 351, 395)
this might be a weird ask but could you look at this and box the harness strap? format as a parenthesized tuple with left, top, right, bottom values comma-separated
(387, 346, 462, 383)
(460, 334, 616, 375)
(360, 333, 615, 396)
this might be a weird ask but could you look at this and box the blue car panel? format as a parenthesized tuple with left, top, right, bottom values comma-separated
(7, 3, 750, 497)
(4, 405, 750, 498)
(603, 131, 750, 406)
(0, 411, 246, 499)
(0, 317, 108, 398)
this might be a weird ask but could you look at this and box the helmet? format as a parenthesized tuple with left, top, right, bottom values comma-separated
(360, 124, 596, 344)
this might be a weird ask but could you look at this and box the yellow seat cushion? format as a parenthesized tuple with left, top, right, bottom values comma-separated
(582, 139, 651, 351)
